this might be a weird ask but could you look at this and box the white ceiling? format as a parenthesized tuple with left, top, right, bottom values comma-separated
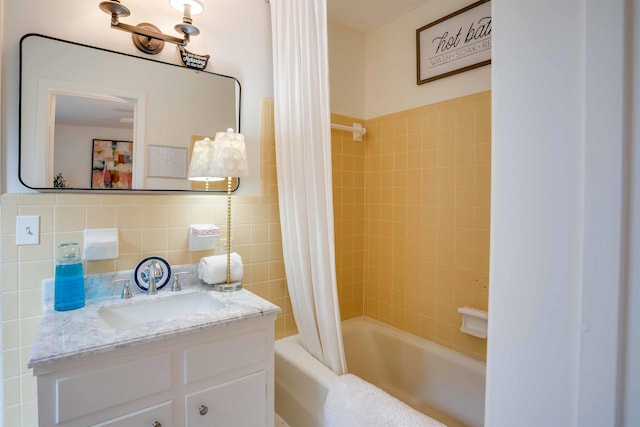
(55, 95, 134, 130)
(327, 0, 433, 33)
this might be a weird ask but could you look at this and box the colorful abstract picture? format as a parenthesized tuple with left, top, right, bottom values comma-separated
(91, 139, 133, 189)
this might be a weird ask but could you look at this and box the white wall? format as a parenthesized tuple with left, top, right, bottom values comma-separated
(1, 0, 273, 194)
(488, 0, 635, 425)
(327, 0, 491, 120)
(54, 125, 133, 189)
(488, 4, 583, 423)
(624, 1, 640, 424)
(328, 20, 366, 119)
(364, 0, 491, 119)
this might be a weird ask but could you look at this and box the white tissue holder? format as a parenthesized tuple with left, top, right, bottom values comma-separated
(83, 228, 118, 260)
(457, 307, 488, 339)
(189, 224, 220, 251)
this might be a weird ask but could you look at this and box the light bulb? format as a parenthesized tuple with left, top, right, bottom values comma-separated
(169, 0, 204, 16)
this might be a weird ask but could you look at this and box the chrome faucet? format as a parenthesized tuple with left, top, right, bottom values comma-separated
(147, 260, 162, 295)
(173, 271, 191, 292)
(112, 278, 132, 299)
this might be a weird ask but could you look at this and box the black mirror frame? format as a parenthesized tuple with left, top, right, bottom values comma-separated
(18, 33, 241, 194)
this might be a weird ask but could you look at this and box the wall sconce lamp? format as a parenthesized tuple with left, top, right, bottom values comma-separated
(188, 129, 249, 292)
(99, 0, 203, 55)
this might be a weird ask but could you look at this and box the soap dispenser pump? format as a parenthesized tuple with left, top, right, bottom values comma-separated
(54, 242, 85, 311)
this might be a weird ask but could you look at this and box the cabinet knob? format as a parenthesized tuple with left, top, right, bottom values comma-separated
(152, 422, 162, 427)
(199, 405, 209, 416)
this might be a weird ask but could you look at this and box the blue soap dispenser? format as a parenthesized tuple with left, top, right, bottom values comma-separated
(54, 242, 85, 311)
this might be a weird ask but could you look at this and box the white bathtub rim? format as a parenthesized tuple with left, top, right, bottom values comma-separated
(275, 334, 338, 427)
(275, 334, 339, 390)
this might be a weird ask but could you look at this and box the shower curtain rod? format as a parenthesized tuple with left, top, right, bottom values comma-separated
(330, 122, 367, 142)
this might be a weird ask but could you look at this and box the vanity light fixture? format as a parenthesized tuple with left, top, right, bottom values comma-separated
(99, 0, 204, 55)
(188, 129, 248, 292)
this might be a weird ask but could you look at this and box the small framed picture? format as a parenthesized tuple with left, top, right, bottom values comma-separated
(147, 145, 188, 178)
(417, 0, 491, 85)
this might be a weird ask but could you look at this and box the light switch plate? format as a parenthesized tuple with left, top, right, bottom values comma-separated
(16, 216, 40, 245)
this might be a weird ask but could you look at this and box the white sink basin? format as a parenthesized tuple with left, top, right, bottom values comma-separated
(99, 292, 225, 329)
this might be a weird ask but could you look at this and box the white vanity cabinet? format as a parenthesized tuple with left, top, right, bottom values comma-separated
(32, 315, 276, 427)
(93, 402, 173, 427)
(185, 371, 266, 427)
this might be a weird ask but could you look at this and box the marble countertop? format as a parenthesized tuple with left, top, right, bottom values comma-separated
(28, 285, 281, 370)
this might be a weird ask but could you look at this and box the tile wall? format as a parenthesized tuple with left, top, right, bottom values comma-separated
(331, 113, 366, 321)
(331, 91, 491, 361)
(0, 99, 296, 426)
(363, 91, 491, 361)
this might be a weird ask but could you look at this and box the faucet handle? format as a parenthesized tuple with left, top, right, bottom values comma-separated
(112, 278, 132, 299)
(173, 272, 190, 292)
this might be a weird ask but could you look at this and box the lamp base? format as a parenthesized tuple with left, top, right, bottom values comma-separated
(202, 281, 242, 292)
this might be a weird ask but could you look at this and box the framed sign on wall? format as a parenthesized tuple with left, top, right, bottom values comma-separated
(416, 0, 491, 85)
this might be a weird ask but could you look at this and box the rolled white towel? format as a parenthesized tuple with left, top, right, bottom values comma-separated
(198, 253, 243, 284)
(324, 374, 445, 427)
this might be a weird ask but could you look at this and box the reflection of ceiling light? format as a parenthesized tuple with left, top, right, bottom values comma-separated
(120, 117, 134, 123)
(98, 0, 204, 55)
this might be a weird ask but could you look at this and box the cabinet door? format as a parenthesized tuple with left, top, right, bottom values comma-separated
(186, 371, 266, 427)
(91, 401, 172, 427)
(54, 353, 172, 424)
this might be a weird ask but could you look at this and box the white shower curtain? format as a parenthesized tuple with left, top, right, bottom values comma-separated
(270, 0, 347, 375)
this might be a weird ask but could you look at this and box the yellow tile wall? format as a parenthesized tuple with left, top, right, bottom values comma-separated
(0, 99, 296, 426)
(363, 91, 491, 361)
(331, 114, 366, 321)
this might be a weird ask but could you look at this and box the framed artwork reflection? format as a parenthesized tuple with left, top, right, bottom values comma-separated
(147, 145, 187, 178)
(91, 139, 133, 189)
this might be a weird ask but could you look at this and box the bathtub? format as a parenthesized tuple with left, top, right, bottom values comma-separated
(275, 316, 486, 427)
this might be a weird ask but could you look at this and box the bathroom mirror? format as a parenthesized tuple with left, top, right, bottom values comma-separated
(20, 34, 240, 192)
